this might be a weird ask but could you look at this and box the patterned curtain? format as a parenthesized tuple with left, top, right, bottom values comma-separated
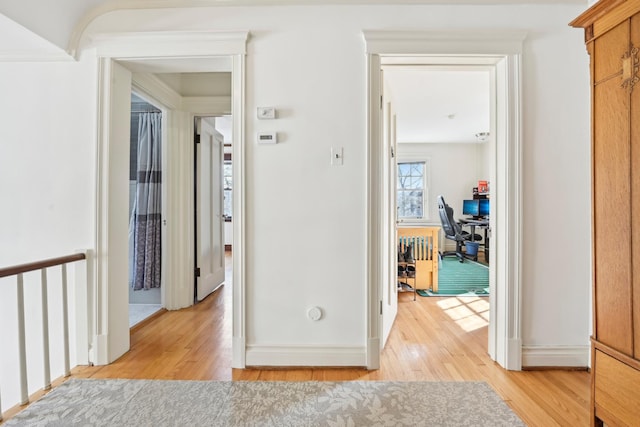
(130, 112, 162, 290)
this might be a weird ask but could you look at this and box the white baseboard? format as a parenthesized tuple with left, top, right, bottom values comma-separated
(90, 334, 109, 366)
(232, 336, 246, 369)
(245, 345, 367, 367)
(522, 345, 590, 368)
(367, 338, 380, 370)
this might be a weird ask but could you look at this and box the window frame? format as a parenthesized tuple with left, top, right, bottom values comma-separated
(396, 158, 430, 223)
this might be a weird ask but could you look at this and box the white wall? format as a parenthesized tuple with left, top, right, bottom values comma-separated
(521, 24, 592, 349)
(0, 57, 96, 265)
(0, 2, 592, 370)
(0, 55, 96, 408)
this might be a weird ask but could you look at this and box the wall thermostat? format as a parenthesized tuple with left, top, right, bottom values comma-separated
(257, 107, 276, 119)
(257, 132, 277, 144)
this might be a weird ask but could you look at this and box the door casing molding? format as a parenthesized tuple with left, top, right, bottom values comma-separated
(91, 30, 247, 367)
(363, 29, 526, 371)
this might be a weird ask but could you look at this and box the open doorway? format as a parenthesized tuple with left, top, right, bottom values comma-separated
(194, 116, 228, 302)
(385, 64, 494, 356)
(387, 65, 493, 283)
(128, 92, 163, 327)
(92, 32, 248, 366)
(364, 30, 525, 371)
(379, 59, 497, 354)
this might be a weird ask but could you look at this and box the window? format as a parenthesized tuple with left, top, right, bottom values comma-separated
(223, 161, 232, 220)
(397, 161, 427, 220)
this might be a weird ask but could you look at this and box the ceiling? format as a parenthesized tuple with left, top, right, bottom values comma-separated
(384, 67, 491, 144)
(1, 0, 591, 59)
(1, 0, 587, 144)
(154, 72, 232, 97)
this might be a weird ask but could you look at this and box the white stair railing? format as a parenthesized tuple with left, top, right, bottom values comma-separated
(0, 252, 86, 421)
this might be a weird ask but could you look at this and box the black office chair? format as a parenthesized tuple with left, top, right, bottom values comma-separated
(437, 195, 482, 262)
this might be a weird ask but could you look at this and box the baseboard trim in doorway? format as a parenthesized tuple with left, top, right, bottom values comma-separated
(130, 308, 167, 333)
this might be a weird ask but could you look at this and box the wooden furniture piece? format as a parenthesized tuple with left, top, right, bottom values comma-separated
(571, 2, 640, 425)
(397, 226, 439, 294)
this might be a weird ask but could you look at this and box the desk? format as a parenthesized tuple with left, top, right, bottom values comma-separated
(458, 218, 490, 263)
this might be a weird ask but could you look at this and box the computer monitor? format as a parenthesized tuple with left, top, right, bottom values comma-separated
(478, 199, 490, 217)
(462, 199, 480, 217)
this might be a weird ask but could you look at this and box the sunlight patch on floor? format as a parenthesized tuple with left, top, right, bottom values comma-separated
(437, 297, 489, 332)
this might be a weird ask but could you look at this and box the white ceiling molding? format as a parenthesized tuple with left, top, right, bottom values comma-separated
(132, 73, 183, 110)
(67, 0, 584, 57)
(0, 0, 588, 59)
(88, 31, 248, 59)
(363, 29, 528, 55)
(119, 57, 232, 74)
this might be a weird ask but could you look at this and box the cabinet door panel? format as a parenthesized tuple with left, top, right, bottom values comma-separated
(594, 20, 629, 83)
(594, 350, 640, 426)
(593, 76, 633, 356)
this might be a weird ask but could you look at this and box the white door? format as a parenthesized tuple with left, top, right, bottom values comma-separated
(381, 71, 399, 347)
(99, 59, 133, 362)
(195, 118, 225, 301)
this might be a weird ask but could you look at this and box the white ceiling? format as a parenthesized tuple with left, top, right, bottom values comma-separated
(1, 0, 590, 59)
(154, 72, 232, 97)
(384, 66, 491, 144)
(1, 0, 586, 145)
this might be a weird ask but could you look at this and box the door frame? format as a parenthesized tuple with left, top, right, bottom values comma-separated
(364, 30, 526, 371)
(91, 30, 248, 367)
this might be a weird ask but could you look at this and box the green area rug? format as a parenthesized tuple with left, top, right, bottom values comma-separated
(417, 256, 489, 297)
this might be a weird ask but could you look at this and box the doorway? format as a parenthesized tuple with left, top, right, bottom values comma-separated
(92, 32, 248, 366)
(363, 30, 525, 371)
(385, 64, 494, 350)
(194, 116, 227, 302)
(128, 92, 164, 327)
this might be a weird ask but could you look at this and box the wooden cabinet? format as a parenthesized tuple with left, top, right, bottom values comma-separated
(572, 1, 640, 425)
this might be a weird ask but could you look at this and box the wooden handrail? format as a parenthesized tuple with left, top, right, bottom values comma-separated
(0, 251, 87, 415)
(0, 253, 86, 278)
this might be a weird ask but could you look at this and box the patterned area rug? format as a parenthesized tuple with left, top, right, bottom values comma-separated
(5, 379, 524, 426)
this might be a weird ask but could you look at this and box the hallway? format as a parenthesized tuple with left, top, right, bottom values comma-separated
(68, 252, 589, 425)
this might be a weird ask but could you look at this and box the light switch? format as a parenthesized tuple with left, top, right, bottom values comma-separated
(331, 147, 343, 166)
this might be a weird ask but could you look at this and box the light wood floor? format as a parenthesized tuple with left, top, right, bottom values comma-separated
(8, 253, 591, 426)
